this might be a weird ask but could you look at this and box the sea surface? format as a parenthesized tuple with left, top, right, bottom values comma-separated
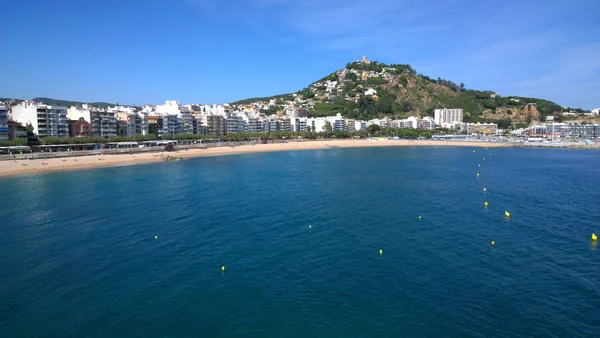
(1, 146, 599, 337)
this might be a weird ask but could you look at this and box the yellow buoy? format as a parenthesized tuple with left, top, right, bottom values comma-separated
(592, 233, 597, 241)
(418, 215, 422, 219)
(491, 241, 495, 245)
(484, 201, 488, 207)
(478, 164, 481, 167)
(483, 188, 487, 192)
(155, 236, 158, 239)
(222, 266, 225, 271)
(505, 211, 510, 217)
(483, 157, 486, 160)
(380, 249, 383, 255)
(477, 173, 480, 177)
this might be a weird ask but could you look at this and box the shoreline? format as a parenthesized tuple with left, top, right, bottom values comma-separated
(0, 139, 596, 178)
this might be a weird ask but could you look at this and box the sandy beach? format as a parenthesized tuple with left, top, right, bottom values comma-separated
(0, 139, 515, 178)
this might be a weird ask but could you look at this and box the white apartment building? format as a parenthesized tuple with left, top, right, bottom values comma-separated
(591, 108, 600, 115)
(156, 100, 181, 116)
(403, 116, 419, 129)
(420, 116, 436, 130)
(434, 108, 463, 126)
(290, 117, 308, 132)
(354, 120, 366, 131)
(11, 102, 69, 137)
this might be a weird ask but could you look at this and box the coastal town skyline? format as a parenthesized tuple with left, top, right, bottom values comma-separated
(1, 0, 599, 109)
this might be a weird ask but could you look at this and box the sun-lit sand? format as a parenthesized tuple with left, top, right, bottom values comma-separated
(0, 139, 509, 178)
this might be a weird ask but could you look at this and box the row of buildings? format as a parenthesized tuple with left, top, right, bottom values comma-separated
(4, 99, 496, 141)
(521, 122, 600, 139)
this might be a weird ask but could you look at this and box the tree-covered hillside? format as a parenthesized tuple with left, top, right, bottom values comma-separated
(233, 59, 584, 125)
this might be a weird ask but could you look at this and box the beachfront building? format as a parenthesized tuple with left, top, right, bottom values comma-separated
(200, 115, 226, 137)
(277, 117, 291, 132)
(11, 102, 69, 137)
(136, 112, 149, 135)
(244, 116, 262, 133)
(116, 112, 137, 137)
(181, 112, 195, 135)
(0, 105, 8, 141)
(90, 111, 117, 137)
(403, 116, 419, 129)
(290, 117, 308, 132)
(354, 120, 366, 131)
(434, 108, 463, 126)
(68, 118, 92, 137)
(345, 119, 356, 132)
(263, 119, 278, 133)
(226, 113, 246, 133)
(466, 122, 498, 134)
(161, 114, 183, 137)
(420, 116, 436, 130)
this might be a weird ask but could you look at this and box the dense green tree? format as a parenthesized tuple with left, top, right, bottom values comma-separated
(367, 124, 381, 134)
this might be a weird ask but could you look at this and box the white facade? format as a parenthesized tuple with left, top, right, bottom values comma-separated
(434, 108, 463, 126)
(591, 108, 600, 115)
(365, 88, 377, 96)
(403, 116, 419, 129)
(156, 100, 181, 116)
(12, 102, 69, 137)
(290, 117, 308, 132)
(108, 105, 137, 115)
(354, 121, 366, 131)
(67, 104, 92, 122)
(420, 116, 436, 130)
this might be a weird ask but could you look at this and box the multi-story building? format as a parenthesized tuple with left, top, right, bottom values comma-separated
(354, 120, 366, 131)
(226, 114, 246, 134)
(69, 118, 92, 137)
(434, 108, 463, 126)
(11, 102, 69, 137)
(0, 105, 8, 141)
(161, 114, 183, 137)
(330, 113, 346, 131)
(402, 116, 419, 129)
(201, 115, 226, 136)
(277, 118, 291, 132)
(90, 111, 117, 137)
(192, 118, 202, 134)
(420, 116, 436, 130)
(181, 113, 194, 135)
(136, 112, 149, 135)
(116, 112, 137, 137)
(466, 122, 498, 134)
(345, 119, 356, 132)
(264, 119, 278, 133)
(244, 117, 261, 133)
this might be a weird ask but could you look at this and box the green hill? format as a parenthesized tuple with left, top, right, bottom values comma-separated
(233, 60, 586, 126)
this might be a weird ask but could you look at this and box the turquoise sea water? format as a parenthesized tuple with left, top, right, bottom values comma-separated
(1, 146, 599, 337)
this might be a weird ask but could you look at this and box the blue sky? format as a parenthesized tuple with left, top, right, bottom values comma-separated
(1, 0, 599, 109)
